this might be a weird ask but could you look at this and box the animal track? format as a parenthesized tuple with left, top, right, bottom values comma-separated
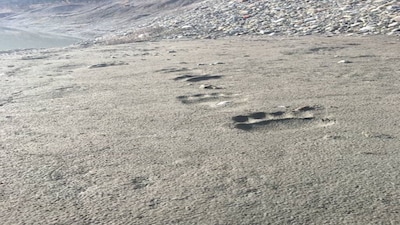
(88, 61, 128, 69)
(156, 67, 189, 73)
(0, 96, 13, 107)
(232, 105, 334, 131)
(177, 93, 238, 107)
(131, 176, 151, 190)
(173, 74, 222, 82)
(281, 46, 346, 55)
(46, 85, 84, 99)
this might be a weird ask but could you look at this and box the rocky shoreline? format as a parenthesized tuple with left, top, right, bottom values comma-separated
(103, 0, 400, 43)
(1, 0, 399, 46)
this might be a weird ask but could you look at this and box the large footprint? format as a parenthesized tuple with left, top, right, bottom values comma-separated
(232, 105, 334, 131)
(177, 92, 241, 107)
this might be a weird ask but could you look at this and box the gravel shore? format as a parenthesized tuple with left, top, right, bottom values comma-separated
(105, 0, 400, 42)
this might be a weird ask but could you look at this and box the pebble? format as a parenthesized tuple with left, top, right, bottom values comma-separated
(200, 84, 222, 89)
(120, 0, 400, 40)
(216, 101, 231, 106)
(210, 62, 225, 65)
(337, 60, 352, 64)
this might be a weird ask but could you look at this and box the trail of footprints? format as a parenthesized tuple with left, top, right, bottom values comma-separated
(161, 63, 334, 132)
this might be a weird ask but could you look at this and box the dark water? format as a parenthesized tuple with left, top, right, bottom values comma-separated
(0, 26, 81, 51)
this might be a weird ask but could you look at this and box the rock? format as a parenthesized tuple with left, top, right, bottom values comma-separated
(216, 101, 231, 106)
(181, 25, 192, 30)
(337, 60, 352, 64)
(199, 84, 222, 89)
(359, 25, 375, 33)
(393, 16, 400, 22)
